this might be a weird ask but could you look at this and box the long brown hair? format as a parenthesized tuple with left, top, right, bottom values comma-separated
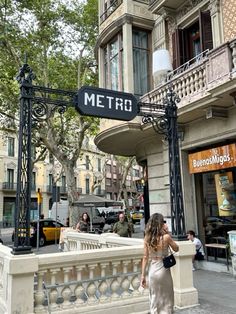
(145, 213, 165, 250)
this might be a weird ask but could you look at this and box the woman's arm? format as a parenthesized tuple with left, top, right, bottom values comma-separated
(141, 240, 149, 287)
(76, 222, 81, 232)
(166, 234, 179, 252)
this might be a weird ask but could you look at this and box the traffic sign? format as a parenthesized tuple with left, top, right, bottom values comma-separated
(75, 86, 138, 121)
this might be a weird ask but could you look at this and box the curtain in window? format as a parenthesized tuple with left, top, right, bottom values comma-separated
(133, 30, 149, 96)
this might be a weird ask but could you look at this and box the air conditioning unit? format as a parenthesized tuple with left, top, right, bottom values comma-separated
(206, 107, 228, 119)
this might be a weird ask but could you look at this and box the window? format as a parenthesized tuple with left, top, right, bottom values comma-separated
(62, 175, 66, 188)
(86, 155, 90, 170)
(49, 174, 53, 186)
(86, 178, 90, 194)
(133, 168, 140, 177)
(74, 177, 77, 188)
(133, 29, 150, 96)
(7, 169, 14, 189)
(97, 185, 102, 195)
(106, 164, 111, 172)
(104, 33, 123, 90)
(172, 11, 213, 69)
(32, 172, 36, 191)
(98, 158, 101, 172)
(8, 137, 15, 157)
(31, 145, 36, 160)
(100, 0, 122, 24)
(106, 178, 111, 186)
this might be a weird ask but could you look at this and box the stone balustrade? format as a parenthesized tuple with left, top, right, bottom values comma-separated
(142, 39, 235, 109)
(62, 230, 143, 251)
(0, 233, 198, 314)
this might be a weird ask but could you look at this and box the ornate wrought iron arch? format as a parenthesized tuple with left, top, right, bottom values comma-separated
(12, 64, 185, 255)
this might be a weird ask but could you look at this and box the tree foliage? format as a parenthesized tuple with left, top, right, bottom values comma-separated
(0, 0, 99, 224)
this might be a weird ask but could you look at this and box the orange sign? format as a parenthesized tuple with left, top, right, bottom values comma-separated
(188, 144, 236, 174)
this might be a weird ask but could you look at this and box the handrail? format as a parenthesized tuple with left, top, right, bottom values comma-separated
(100, 0, 123, 24)
(167, 49, 209, 80)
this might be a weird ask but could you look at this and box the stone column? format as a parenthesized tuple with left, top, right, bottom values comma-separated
(122, 22, 134, 93)
(4, 253, 38, 314)
(172, 241, 199, 308)
(209, 0, 224, 48)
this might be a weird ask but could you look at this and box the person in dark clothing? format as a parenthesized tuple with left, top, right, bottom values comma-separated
(76, 212, 90, 233)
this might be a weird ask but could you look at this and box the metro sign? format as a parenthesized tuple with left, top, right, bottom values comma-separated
(75, 86, 138, 121)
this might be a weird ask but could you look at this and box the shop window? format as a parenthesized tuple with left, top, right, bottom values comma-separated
(201, 171, 236, 245)
(133, 29, 150, 97)
(172, 11, 213, 69)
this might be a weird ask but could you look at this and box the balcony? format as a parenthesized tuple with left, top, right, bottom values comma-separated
(95, 189, 106, 197)
(2, 182, 17, 191)
(149, 0, 186, 14)
(142, 39, 236, 125)
(100, 0, 123, 24)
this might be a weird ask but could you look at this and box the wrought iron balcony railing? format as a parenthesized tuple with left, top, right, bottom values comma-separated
(100, 0, 123, 24)
(2, 182, 17, 190)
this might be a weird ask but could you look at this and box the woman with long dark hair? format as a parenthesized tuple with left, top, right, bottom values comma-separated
(141, 213, 179, 314)
(76, 212, 90, 233)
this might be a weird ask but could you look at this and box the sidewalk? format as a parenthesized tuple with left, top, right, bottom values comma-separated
(175, 269, 236, 313)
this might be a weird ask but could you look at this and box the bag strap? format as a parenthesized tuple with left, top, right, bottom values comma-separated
(196, 245, 202, 252)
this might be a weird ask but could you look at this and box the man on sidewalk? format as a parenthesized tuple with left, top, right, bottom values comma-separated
(113, 212, 132, 237)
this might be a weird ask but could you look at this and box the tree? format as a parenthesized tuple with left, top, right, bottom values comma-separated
(0, 0, 99, 225)
(116, 156, 136, 211)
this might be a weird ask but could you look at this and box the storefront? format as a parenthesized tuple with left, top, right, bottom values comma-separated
(188, 143, 236, 245)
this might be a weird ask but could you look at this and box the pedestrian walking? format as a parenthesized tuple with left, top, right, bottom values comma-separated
(141, 213, 179, 314)
(113, 212, 132, 237)
(76, 212, 90, 233)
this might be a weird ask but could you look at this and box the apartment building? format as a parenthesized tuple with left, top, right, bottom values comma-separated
(0, 129, 143, 226)
(0, 132, 107, 227)
(95, 0, 236, 245)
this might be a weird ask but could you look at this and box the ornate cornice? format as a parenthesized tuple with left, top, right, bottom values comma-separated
(208, 0, 221, 15)
(176, 0, 205, 20)
(158, 7, 176, 25)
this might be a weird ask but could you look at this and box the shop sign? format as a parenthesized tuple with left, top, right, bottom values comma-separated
(75, 86, 138, 121)
(188, 143, 236, 174)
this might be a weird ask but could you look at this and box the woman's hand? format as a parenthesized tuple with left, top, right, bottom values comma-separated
(140, 275, 146, 288)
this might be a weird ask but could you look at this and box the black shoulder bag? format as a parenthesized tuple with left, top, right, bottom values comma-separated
(195, 246, 204, 260)
(163, 247, 176, 269)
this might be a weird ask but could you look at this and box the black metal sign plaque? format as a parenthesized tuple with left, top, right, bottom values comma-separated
(76, 86, 138, 121)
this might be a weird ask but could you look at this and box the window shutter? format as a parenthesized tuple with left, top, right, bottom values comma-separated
(172, 29, 185, 69)
(200, 11, 213, 51)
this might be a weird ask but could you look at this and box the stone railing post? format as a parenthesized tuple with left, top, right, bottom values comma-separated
(171, 241, 198, 309)
(5, 253, 38, 314)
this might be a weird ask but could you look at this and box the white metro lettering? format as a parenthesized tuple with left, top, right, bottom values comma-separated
(84, 92, 133, 112)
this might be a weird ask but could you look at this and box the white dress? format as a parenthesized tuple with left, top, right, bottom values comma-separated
(148, 249, 174, 314)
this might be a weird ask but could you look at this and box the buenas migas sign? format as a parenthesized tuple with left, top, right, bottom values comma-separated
(188, 143, 236, 174)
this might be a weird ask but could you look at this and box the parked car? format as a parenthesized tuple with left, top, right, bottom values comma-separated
(130, 210, 144, 224)
(12, 219, 65, 247)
